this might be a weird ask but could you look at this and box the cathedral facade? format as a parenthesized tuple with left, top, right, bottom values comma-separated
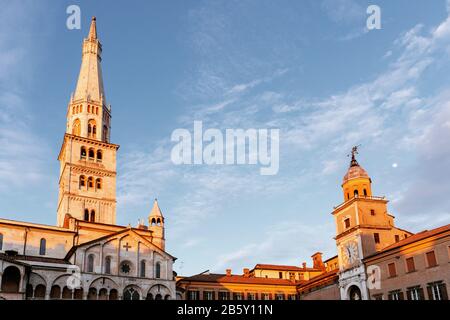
(0, 17, 176, 300)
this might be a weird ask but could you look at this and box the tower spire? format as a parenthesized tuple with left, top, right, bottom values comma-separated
(72, 16, 105, 104)
(88, 16, 97, 40)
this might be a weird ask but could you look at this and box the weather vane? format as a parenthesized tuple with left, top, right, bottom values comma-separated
(347, 145, 361, 161)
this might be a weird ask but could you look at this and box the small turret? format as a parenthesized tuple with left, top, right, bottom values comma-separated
(342, 146, 372, 201)
(148, 199, 165, 250)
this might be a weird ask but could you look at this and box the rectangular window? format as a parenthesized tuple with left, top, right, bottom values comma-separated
(287, 294, 297, 300)
(233, 292, 243, 300)
(344, 218, 350, 229)
(247, 293, 256, 300)
(203, 291, 214, 300)
(370, 209, 375, 216)
(374, 233, 380, 244)
(388, 290, 403, 300)
(262, 293, 270, 300)
(218, 291, 230, 300)
(395, 235, 400, 242)
(407, 286, 424, 300)
(188, 291, 199, 300)
(373, 294, 383, 300)
(388, 263, 397, 278)
(406, 257, 415, 273)
(426, 251, 437, 267)
(427, 282, 448, 300)
(275, 293, 284, 300)
(278, 272, 283, 279)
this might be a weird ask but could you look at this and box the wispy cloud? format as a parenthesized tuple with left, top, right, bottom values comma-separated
(212, 221, 336, 272)
(118, 1, 450, 273)
(0, 1, 49, 192)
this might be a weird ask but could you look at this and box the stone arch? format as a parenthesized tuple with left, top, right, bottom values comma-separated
(345, 283, 363, 300)
(123, 285, 142, 300)
(147, 284, 172, 300)
(1, 266, 21, 293)
(29, 272, 47, 287)
(88, 276, 118, 292)
(72, 118, 81, 136)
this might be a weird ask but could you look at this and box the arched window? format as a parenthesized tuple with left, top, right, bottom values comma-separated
(96, 178, 102, 190)
(363, 189, 368, 197)
(84, 209, 89, 221)
(96, 107, 99, 114)
(151, 218, 156, 226)
(96, 150, 102, 162)
(62, 286, 72, 299)
(354, 190, 359, 197)
(0, 233, 3, 251)
(155, 262, 161, 279)
(88, 148, 95, 160)
(87, 254, 94, 272)
(0, 266, 20, 293)
(90, 210, 95, 222)
(123, 287, 140, 300)
(72, 119, 81, 136)
(80, 146, 87, 159)
(88, 177, 94, 189)
(39, 238, 46, 255)
(105, 256, 111, 274)
(157, 218, 161, 226)
(79, 175, 86, 188)
(34, 284, 46, 299)
(72, 106, 76, 114)
(109, 289, 118, 300)
(88, 120, 97, 138)
(87, 105, 91, 113)
(140, 260, 146, 277)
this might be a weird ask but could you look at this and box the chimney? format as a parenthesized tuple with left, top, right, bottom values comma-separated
(311, 252, 325, 270)
(226, 269, 232, 276)
(302, 262, 307, 269)
(243, 268, 250, 277)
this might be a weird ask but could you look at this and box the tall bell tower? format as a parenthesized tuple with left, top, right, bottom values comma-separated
(332, 146, 412, 300)
(57, 17, 119, 227)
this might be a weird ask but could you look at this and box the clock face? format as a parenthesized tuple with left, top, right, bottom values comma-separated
(342, 241, 359, 266)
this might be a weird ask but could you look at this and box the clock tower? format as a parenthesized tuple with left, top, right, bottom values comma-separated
(332, 147, 412, 300)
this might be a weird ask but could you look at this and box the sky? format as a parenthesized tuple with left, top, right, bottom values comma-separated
(1, 0, 450, 276)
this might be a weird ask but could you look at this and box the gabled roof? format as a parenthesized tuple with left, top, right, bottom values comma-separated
(65, 228, 176, 261)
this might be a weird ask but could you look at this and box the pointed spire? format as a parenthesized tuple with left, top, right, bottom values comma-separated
(72, 16, 106, 104)
(88, 16, 97, 40)
(149, 199, 164, 218)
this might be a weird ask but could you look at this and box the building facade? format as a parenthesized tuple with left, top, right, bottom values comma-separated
(0, 17, 176, 300)
(176, 254, 329, 300)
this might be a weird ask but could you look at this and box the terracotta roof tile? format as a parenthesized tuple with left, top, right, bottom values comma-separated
(179, 273, 302, 286)
(252, 264, 320, 272)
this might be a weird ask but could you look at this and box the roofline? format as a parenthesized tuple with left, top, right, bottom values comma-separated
(0, 218, 76, 234)
(363, 225, 450, 262)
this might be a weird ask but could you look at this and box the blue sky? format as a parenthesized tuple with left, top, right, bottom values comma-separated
(1, 0, 450, 275)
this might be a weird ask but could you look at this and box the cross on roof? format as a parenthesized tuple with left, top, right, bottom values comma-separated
(123, 242, 132, 251)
